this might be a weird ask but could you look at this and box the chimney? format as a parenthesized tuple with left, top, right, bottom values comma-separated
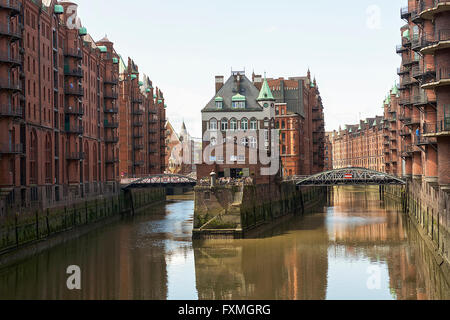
(253, 74, 262, 90)
(215, 76, 224, 93)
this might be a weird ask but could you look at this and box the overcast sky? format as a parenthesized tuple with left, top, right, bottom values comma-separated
(73, 0, 406, 137)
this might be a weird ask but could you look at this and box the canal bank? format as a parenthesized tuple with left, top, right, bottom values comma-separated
(193, 181, 326, 239)
(0, 188, 166, 268)
(384, 181, 450, 285)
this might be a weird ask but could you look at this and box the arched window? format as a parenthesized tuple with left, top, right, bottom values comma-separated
(30, 130, 38, 184)
(84, 142, 89, 182)
(230, 118, 237, 131)
(241, 118, 248, 130)
(209, 118, 217, 131)
(241, 137, 248, 147)
(221, 118, 228, 131)
(250, 118, 257, 130)
(249, 136, 257, 148)
(45, 134, 51, 184)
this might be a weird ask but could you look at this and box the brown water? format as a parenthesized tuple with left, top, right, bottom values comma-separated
(0, 187, 449, 300)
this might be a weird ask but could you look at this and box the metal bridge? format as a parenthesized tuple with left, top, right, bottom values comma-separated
(121, 174, 197, 190)
(295, 167, 406, 186)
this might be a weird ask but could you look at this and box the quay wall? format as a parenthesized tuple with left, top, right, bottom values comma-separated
(0, 188, 166, 267)
(385, 179, 450, 283)
(193, 181, 326, 239)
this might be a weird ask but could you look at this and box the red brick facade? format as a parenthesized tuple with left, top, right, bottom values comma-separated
(117, 57, 166, 178)
(0, 1, 166, 215)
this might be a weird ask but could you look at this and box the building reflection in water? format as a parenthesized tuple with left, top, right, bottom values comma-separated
(194, 186, 450, 300)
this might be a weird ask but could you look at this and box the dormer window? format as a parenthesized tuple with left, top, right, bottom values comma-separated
(215, 96, 223, 109)
(232, 94, 246, 109)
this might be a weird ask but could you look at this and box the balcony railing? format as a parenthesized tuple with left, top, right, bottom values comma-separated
(64, 67, 83, 78)
(104, 92, 118, 99)
(400, 6, 410, 19)
(420, 0, 450, 13)
(0, 53, 21, 66)
(0, 0, 22, 12)
(133, 160, 145, 166)
(132, 97, 143, 104)
(404, 116, 420, 126)
(0, 143, 22, 154)
(104, 120, 119, 128)
(132, 121, 143, 127)
(0, 24, 22, 39)
(423, 119, 450, 134)
(436, 67, 450, 81)
(413, 93, 436, 105)
(64, 105, 84, 115)
(403, 58, 420, 66)
(105, 157, 119, 164)
(64, 124, 84, 134)
(64, 48, 83, 59)
(0, 80, 22, 92)
(133, 144, 144, 150)
(132, 109, 144, 115)
(397, 67, 409, 75)
(64, 85, 84, 96)
(0, 105, 22, 117)
(103, 106, 119, 113)
(66, 152, 85, 160)
(399, 128, 411, 136)
(396, 45, 407, 54)
(104, 77, 119, 85)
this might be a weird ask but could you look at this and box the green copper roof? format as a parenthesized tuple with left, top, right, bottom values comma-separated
(310, 82, 315, 88)
(164, 104, 167, 108)
(153, 94, 157, 98)
(138, 81, 144, 86)
(358, 124, 362, 130)
(54, 5, 64, 14)
(257, 76, 275, 101)
(232, 93, 246, 102)
(215, 96, 224, 102)
(98, 46, 107, 53)
(146, 88, 151, 93)
(158, 99, 163, 104)
(130, 74, 137, 80)
(373, 119, 377, 126)
(112, 58, 119, 64)
(402, 29, 410, 40)
(79, 27, 87, 36)
(349, 128, 353, 133)
(391, 85, 399, 95)
(364, 119, 368, 124)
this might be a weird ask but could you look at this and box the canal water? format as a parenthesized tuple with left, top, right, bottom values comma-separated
(0, 187, 449, 300)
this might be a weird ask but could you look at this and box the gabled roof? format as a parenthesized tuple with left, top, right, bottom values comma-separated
(202, 74, 263, 112)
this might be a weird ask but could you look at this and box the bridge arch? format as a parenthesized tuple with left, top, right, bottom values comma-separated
(296, 167, 406, 186)
(121, 174, 197, 190)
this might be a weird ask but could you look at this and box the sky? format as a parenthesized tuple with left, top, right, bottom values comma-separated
(72, 0, 407, 137)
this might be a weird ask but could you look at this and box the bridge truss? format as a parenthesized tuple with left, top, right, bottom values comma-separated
(296, 167, 406, 186)
(122, 174, 197, 189)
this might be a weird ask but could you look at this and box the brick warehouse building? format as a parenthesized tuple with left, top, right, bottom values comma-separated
(0, 1, 167, 215)
(331, 115, 385, 172)
(197, 71, 280, 184)
(117, 56, 166, 178)
(397, 0, 450, 190)
(265, 70, 325, 176)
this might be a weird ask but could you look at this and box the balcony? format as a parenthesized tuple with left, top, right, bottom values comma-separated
(396, 45, 408, 54)
(64, 124, 83, 134)
(0, 80, 21, 92)
(415, 136, 437, 146)
(0, 53, 21, 66)
(423, 119, 450, 137)
(64, 106, 84, 116)
(422, 67, 450, 89)
(104, 106, 119, 114)
(104, 92, 118, 99)
(148, 129, 157, 134)
(399, 98, 413, 106)
(397, 66, 409, 75)
(403, 58, 420, 67)
(149, 139, 157, 144)
(0, 24, 22, 40)
(132, 97, 143, 104)
(0, 0, 21, 13)
(64, 66, 84, 78)
(399, 128, 411, 136)
(133, 133, 143, 139)
(0, 105, 22, 118)
(66, 152, 85, 161)
(104, 77, 118, 85)
(413, 93, 436, 105)
(148, 119, 157, 124)
(64, 85, 84, 96)
(132, 121, 143, 127)
(104, 120, 119, 129)
(105, 136, 119, 144)
(401, 144, 414, 156)
(0, 143, 22, 155)
(404, 116, 420, 126)
(133, 144, 144, 150)
(419, 0, 450, 20)
(64, 48, 83, 60)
